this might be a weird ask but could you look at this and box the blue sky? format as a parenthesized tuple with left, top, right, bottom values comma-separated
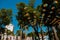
(0, 0, 47, 34)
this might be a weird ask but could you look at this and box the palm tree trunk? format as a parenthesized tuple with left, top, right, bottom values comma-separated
(2, 33, 4, 40)
(31, 28, 34, 40)
(6, 29, 8, 40)
(36, 24, 40, 40)
(52, 26, 59, 40)
(32, 32, 34, 40)
(20, 24, 23, 40)
(25, 28, 27, 40)
(40, 26, 44, 40)
(47, 26, 51, 40)
(5, 28, 8, 40)
(32, 26, 40, 40)
(25, 33, 26, 40)
(20, 28, 22, 40)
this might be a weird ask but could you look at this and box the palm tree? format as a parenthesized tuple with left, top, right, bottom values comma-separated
(16, 0, 60, 40)
(41, 0, 60, 40)
(0, 8, 12, 40)
(37, 5, 45, 40)
(16, 2, 29, 40)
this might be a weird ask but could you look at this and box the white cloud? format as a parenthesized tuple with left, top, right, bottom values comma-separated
(5, 23, 14, 31)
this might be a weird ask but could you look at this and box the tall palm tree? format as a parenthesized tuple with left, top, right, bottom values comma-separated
(0, 8, 12, 40)
(41, 0, 60, 40)
(16, 2, 30, 40)
(37, 5, 45, 40)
